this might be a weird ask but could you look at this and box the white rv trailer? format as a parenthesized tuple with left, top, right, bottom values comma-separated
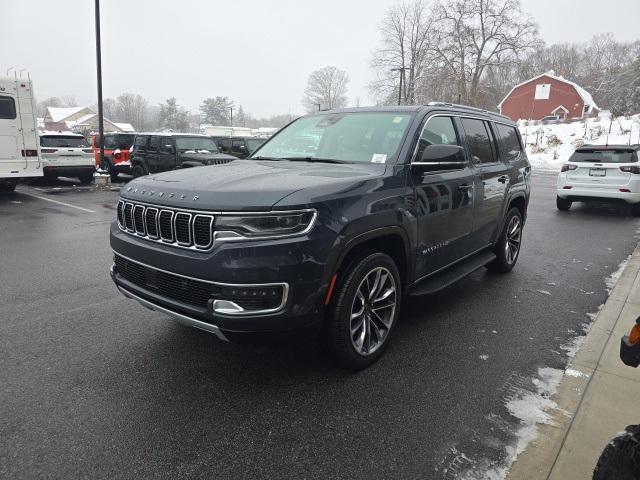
(0, 75, 42, 192)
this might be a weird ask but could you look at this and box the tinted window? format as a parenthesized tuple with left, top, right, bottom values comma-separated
(175, 137, 218, 152)
(116, 134, 136, 149)
(495, 124, 522, 162)
(218, 138, 232, 152)
(134, 135, 147, 152)
(232, 139, 246, 153)
(148, 136, 161, 152)
(40, 136, 89, 148)
(569, 149, 637, 164)
(416, 116, 459, 161)
(246, 138, 264, 152)
(0, 96, 16, 119)
(160, 138, 174, 154)
(460, 118, 494, 164)
(104, 135, 117, 149)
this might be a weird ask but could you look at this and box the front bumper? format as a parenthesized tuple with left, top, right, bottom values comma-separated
(110, 219, 334, 341)
(112, 161, 131, 174)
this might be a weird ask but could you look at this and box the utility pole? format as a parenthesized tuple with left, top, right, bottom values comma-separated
(94, 0, 105, 170)
(391, 67, 408, 106)
(315, 103, 322, 112)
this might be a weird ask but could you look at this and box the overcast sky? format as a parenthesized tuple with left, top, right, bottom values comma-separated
(5, 0, 639, 117)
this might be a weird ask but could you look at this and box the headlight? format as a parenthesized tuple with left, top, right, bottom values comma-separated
(214, 210, 317, 240)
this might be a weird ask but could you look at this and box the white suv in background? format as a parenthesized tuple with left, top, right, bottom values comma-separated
(40, 132, 95, 184)
(557, 145, 640, 216)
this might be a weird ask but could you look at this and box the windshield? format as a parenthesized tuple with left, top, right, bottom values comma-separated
(40, 136, 89, 148)
(246, 138, 264, 153)
(569, 149, 637, 164)
(253, 112, 413, 163)
(116, 134, 136, 149)
(175, 137, 219, 153)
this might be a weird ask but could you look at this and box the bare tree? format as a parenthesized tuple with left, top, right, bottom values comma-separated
(369, 0, 435, 105)
(301, 66, 349, 112)
(114, 93, 149, 130)
(430, 0, 540, 105)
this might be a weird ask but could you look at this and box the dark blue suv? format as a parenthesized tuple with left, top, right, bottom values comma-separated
(110, 104, 531, 369)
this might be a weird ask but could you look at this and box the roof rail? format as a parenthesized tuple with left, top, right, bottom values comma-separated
(426, 101, 511, 121)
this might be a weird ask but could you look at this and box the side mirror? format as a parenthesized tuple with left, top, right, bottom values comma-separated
(414, 144, 466, 171)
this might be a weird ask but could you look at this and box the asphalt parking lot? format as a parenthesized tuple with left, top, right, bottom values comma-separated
(1, 172, 639, 480)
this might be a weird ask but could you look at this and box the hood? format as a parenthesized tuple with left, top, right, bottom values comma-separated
(120, 159, 387, 211)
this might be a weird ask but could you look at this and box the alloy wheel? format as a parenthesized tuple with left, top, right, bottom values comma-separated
(505, 215, 522, 264)
(349, 267, 397, 356)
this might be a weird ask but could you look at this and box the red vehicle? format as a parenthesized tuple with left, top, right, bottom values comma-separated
(92, 132, 136, 180)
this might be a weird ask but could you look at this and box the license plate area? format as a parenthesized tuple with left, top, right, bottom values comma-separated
(589, 168, 606, 177)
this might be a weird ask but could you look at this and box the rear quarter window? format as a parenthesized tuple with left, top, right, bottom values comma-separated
(134, 136, 148, 152)
(495, 124, 522, 162)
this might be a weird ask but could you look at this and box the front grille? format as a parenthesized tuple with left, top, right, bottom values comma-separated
(113, 254, 286, 313)
(118, 200, 213, 250)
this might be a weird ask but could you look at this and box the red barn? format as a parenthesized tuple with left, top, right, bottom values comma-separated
(498, 71, 599, 122)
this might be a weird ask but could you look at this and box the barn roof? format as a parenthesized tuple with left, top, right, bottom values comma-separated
(497, 71, 599, 110)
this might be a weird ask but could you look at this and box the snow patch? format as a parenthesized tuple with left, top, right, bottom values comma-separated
(536, 289, 551, 296)
(479, 355, 490, 361)
(605, 255, 631, 293)
(565, 368, 588, 378)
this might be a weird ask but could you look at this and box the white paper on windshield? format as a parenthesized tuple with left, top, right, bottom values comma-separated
(371, 154, 387, 163)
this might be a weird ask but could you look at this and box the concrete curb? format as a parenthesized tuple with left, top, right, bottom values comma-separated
(507, 244, 640, 480)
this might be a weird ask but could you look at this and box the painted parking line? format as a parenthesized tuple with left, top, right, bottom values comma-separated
(19, 192, 96, 213)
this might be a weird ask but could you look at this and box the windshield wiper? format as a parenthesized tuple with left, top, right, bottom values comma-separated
(252, 156, 284, 161)
(280, 157, 349, 164)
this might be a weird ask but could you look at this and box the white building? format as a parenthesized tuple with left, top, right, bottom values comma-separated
(43, 107, 134, 134)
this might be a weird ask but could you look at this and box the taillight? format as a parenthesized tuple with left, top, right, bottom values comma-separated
(561, 164, 578, 172)
(114, 152, 121, 160)
(620, 166, 640, 174)
(41, 148, 57, 153)
(21, 149, 38, 157)
(82, 148, 93, 154)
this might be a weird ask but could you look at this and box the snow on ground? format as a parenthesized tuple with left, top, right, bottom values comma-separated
(520, 112, 640, 172)
(605, 255, 632, 293)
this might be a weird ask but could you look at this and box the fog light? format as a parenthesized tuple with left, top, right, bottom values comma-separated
(211, 284, 287, 315)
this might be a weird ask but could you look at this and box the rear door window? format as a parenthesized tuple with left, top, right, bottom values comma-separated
(40, 136, 89, 148)
(134, 135, 148, 152)
(0, 96, 16, 119)
(218, 138, 231, 152)
(495, 124, 523, 162)
(148, 136, 161, 153)
(460, 118, 495, 165)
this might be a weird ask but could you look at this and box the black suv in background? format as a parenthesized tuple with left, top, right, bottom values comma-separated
(111, 104, 531, 369)
(212, 136, 265, 158)
(130, 133, 236, 177)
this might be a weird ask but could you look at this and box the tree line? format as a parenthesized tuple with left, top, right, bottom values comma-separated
(36, 94, 295, 133)
(369, 0, 640, 113)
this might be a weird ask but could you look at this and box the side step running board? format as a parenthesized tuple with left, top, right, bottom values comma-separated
(408, 251, 497, 296)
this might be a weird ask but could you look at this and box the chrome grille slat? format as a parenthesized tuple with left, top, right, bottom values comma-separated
(117, 201, 214, 251)
(133, 205, 146, 235)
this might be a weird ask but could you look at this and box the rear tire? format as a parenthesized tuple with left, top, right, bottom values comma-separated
(132, 164, 145, 178)
(0, 183, 16, 193)
(557, 196, 572, 211)
(486, 208, 523, 273)
(327, 252, 401, 370)
(78, 172, 94, 185)
(631, 203, 640, 217)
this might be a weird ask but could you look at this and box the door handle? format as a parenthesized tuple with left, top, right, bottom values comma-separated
(498, 175, 508, 183)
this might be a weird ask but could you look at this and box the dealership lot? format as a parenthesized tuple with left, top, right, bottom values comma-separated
(1, 172, 639, 479)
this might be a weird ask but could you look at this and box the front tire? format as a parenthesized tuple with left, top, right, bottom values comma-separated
(557, 196, 572, 211)
(631, 203, 640, 217)
(0, 183, 16, 193)
(131, 164, 145, 178)
(327, 252, 401, 370)
(486, 207, 523, 273)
